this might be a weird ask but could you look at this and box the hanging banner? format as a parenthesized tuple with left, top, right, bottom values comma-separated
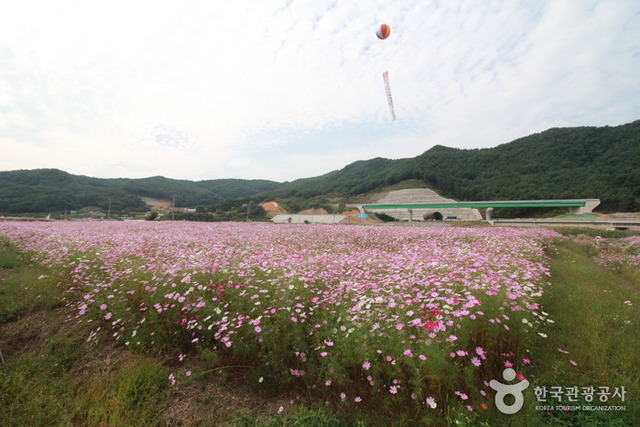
(382, 71, 396, 121)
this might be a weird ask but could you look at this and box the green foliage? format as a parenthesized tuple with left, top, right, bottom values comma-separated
(0, 239, 21, 269)
(411, 121, 640, 212)
(374, 212, 397, 222)
(1, 121, 638, 214)
(532, 239, 640, 426)
(168, 202, 270, 222)
(0, 169, 149, 214)
(0, 241, 63, 323)
(241, 406, 347, 427)
(0, 169, 282, 214)
(265, 121, 640, 212)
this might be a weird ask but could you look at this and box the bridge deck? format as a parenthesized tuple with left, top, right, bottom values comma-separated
(363, 199, 598, 210)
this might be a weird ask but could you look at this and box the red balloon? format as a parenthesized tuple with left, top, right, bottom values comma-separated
(376, 24, 391, 40)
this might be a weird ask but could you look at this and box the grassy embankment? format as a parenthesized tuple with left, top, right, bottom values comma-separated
(0, 230, 638, 426)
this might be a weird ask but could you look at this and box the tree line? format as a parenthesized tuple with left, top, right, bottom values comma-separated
(1, 120, 638, 216)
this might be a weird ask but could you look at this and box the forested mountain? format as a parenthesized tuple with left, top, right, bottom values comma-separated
(266, 120, 640, 211)
(0, 169, 282, 214)
(1, 120, 638, 214)
(410, 121, 640, 211)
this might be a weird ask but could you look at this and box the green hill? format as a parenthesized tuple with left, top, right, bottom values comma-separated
(266, 120, 639, 212)
(1, 120, 638, 215)
(0, 169, 282, 214)
(410, 122, 640, 211)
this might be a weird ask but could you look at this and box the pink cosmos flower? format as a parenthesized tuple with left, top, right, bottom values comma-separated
(362, 361, 371, 370)
(423, 321, 436, 330)
(455, 391, 468, 400)
(425, 397, 437, 408)
(471, 357, 481, 367)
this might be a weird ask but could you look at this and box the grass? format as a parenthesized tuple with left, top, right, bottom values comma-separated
(0, 242, 170, 425)
(1, 231, 639, 426)
(529, 238, 639, 426)
(0, 239, 65, 323)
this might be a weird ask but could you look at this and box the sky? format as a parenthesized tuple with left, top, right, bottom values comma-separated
(1, 0, 639, 182)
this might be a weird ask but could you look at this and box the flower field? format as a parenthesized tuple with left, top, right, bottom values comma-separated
(0, 221, 568, 420)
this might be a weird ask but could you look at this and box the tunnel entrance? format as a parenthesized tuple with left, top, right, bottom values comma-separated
(424, 211, 443, 221)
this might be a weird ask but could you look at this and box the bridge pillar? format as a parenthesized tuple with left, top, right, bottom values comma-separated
(485, 207, 494, 221)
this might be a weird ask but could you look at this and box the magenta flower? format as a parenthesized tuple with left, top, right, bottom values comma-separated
(423, 321, 436, 330)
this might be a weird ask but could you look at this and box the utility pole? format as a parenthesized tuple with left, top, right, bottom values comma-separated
(172, 195, 176, 221)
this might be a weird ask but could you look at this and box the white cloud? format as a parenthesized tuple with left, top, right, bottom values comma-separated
(1, 0, 639, 182)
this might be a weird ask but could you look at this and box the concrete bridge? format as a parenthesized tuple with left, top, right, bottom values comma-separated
(362, 198, 601, 220)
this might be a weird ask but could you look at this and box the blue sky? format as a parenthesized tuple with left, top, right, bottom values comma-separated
(1, 0, 639, 182)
